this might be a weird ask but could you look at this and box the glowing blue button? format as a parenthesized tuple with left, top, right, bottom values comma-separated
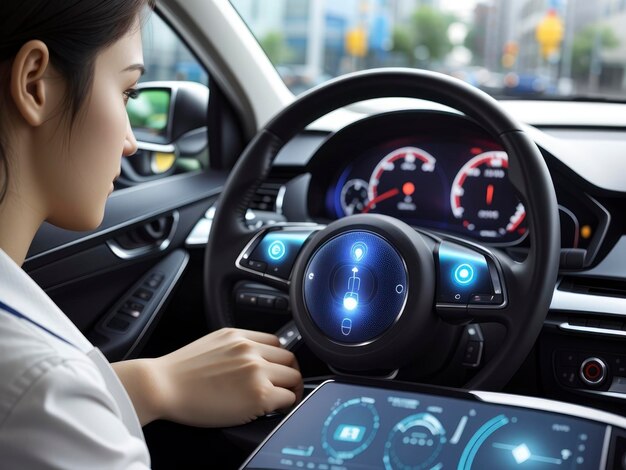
(351, 242, 368, 262)
(512, 444, 531, 464)
(334, 424, 366, 443)
(343, 293, 358, 311)
(268, 240, 286, 261)
(454, 264, 474, 285)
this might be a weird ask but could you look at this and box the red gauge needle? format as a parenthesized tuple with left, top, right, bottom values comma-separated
(362, 188, 399, 213)
(486, 184, 494, 205)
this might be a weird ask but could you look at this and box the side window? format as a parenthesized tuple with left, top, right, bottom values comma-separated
(141, 14, 209, 85)
(119, 13, 210, 188)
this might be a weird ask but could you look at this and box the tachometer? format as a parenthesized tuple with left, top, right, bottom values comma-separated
(340, 179, 370, 215)
(366, 146, 446, 220)
(451, 151, 526, 241)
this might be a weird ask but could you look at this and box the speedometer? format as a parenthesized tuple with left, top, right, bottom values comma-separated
(450, 151, 526, 241)
(365, 146, 446, 221)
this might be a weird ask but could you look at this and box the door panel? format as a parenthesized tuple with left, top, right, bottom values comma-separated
(23, 171, 225, 360)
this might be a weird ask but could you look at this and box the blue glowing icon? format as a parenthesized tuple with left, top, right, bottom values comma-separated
(281, 446, 314, 457)
(343, 295, 358, 311)
(268, 240, 286, 261)
(343, 267, 361, 311)
(512, 443, 531, 464)
(351, 242, 368, 262)
(334, 424, 366, 443)
(341, 318, 352, 335)
(454, 263, 474, 285)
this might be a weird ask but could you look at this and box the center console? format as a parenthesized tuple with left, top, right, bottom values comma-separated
(241, 379, 626, 469)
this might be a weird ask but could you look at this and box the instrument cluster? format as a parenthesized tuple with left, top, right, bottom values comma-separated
(314, 111, 528, 245)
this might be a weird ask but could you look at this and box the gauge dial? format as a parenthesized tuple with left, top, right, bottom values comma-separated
(321, 397, 380, 460)
(383, 413, 446, 470)
(366, 146, 446, 220)
(450, 151, 526, 241)
(340, 179, 370, 215)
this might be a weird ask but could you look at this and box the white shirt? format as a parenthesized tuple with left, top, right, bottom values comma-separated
(0, 249, 151, 468)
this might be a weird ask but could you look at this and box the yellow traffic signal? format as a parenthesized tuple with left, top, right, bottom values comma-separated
(536, 9, 564, 59)
(502, 41, 519, 68)
(346, 27, 368, 57)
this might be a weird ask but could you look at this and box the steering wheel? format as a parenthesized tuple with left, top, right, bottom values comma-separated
(204, 68, 559, 391)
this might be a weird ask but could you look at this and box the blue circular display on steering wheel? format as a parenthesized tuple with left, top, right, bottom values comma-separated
(303, 231, 408, 344)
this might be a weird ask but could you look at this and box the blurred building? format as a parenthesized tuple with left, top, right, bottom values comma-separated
(141, 14, 209, 85)
(232, 0, 393, 83)
(598, 1, 626, 93)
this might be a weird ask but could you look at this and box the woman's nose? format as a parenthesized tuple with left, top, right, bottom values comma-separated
(122, 118, 138, 157)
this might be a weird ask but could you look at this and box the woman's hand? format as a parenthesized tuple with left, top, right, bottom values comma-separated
(114, 328, 303, 427)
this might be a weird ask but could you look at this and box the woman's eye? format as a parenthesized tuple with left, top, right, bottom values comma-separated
(123, 88, 139, 104)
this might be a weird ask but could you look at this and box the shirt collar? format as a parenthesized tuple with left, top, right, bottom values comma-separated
(0, 248, 93, 353)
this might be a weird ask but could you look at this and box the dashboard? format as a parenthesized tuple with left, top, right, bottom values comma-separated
(305, 111, 607, 255)
(220, 104, 626, 430)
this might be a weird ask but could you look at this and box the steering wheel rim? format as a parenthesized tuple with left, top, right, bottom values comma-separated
(204, 68, 559, 390)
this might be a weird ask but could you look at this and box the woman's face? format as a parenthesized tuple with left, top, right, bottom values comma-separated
(39, 27, 143, 230)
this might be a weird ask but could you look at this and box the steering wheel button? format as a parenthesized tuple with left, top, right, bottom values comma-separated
(248, 229, 315, 280)
(463, 340, 483, 367)
(436, 241, 498, 306)
(438, 292, 467, 304)
(236, 293, 258, 307)
(469, 293, 503, 305)
(245, 259, 267, 273)
(258, 295, 276, 308)
(454, 264, 474, 284)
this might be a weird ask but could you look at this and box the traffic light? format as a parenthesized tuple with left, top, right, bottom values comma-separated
(536, 9, 564, 59)
(502, 41, 519, 68)
(346, 27, 368, 57)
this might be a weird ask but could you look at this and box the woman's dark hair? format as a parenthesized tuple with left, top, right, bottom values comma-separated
(0, 0, 154, 204)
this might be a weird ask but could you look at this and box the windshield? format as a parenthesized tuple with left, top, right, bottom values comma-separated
(231, 0, 626, 101)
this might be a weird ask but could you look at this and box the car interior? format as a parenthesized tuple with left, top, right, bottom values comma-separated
(24, 1, 626, 468)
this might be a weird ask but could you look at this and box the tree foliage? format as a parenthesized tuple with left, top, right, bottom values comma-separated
(571, 24, 619, 78)
(464, 24, 484, 64)
(259, 31, 294, 64)
(391, 6, 455, 66)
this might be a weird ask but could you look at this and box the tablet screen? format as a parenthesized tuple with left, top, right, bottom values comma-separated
(243, 381, 607, 469)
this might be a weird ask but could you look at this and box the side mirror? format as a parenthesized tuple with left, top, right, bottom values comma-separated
(127, 88, 172, 143)
(120, 81, 209, 186)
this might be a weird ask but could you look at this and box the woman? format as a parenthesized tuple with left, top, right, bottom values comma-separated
(0, 1, 303, 467)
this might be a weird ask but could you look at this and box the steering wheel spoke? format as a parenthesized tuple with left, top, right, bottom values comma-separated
(432, 236, 508, 325)
(235, 224, 325, 289)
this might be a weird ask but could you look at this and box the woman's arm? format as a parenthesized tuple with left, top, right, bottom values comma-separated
(112, 358, 161, 426)
(112, 328, 303, 427)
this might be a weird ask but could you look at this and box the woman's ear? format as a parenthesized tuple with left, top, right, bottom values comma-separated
(10, 40, 52, 127)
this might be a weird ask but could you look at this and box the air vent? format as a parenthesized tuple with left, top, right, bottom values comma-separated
(560, 276, 626, 299)
(249, 171, 296, 212)
(250, 180, 283, 212)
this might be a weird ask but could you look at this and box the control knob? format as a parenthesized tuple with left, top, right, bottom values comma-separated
(579, 357, 607, 386)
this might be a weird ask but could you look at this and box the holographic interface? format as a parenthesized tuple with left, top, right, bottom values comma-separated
(303, 231, 408, 344)
(245, 382, 607, 470)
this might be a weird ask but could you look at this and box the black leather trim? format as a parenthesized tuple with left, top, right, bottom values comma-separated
(25, 170, 226, 270)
